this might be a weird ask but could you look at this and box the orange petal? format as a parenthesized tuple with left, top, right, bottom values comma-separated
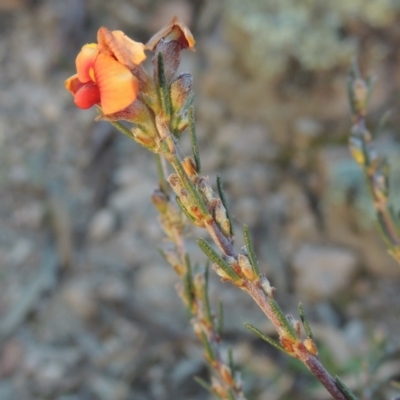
(146, 16, 195, 51)
(97, 27, 146, 69)
(76, 44, 99, 83)
(65, 74, 85, 95)
(74, 82, 101, 109)
(94, 53, 139, 115)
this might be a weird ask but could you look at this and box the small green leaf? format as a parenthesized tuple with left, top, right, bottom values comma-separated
(175, 196, 199, 225)
(335, 376, 359, 400)
(155, 154, 170, 196)
(197, 238, 240, 281)
(217, 175, 234, 236)
(244, 323, 290, 355)
(200, 264, 212, 325)
(268, 299, 297, 340)
(298, 303, 313, 339)
(170, 154, 209, 216)
(109, 120, 135, 140)
(194, 376, 214, 394)
(243, 225, 260, 277)
(200, 331, 215, 362)
(157, 248, 168, 263)
(184, 254, 194, 309)
(188, 105, 201, 173)
(157, 52, 171, 118)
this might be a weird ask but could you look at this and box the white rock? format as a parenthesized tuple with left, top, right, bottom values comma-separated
(292, 244, 359, 301)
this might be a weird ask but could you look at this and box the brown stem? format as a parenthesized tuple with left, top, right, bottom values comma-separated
(165, 130, 347, 400)
(245, 283, 348, 400)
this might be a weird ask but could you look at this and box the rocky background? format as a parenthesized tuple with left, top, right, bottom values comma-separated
(0, 0, 400, 399)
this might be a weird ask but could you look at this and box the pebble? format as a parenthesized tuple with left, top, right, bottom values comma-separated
(88, 209, 117, 241)
(62, 281, 97, 320)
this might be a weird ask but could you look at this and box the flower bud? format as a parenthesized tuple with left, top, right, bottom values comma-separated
(198, 178, 213, 201)
(193, 272, 205, 298)
(175, 282, 191, 308)
(191, 319, 203, 339)
(260, 275, 275, 297)
(170, 73, 193, 113)
(131, 126, 159, 152)
(165, 250, 184, 275)
(168, 174, 183, 195)
(220, 364, 235, 387)
(348, 135, 365, 165)
(212, 199, 231, 239)
(304, 337, 318, 356)
(151, 189, 168, 214)
(182, 156, 198, 178)
(287, 314, 301, 338)
(211, 377, 227, 399)
(212, 263, 232, 281)
(238, 253, 255, 281)
(170, 113, 189, 136)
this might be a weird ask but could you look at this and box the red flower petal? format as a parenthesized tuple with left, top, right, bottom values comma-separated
(76, 44, 99, 83)
(94, 53, 139, 115)
(65, 74, 84, 95)
(74, 82, 101, 109)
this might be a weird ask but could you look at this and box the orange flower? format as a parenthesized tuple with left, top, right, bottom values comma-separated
(146, 16, 195, 51)
(65, 27, 146, 115)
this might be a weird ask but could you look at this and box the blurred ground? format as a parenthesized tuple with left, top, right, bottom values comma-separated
(0, 0, 400, 399)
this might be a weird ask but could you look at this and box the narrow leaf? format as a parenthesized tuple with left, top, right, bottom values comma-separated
(268, 299, 297, 340)
(217, 175, 234, 236)
(109, 120, 135, 140)
(201, 264, 212, 326)
(157, 52, 171, 118)
(171, 154, 209, 216)
(243, 224, 260, 277)
(197, 238, 240, 281)
(157, 248, 168, 263)
(200, 331, 215, 362)
(188, 105, 201, 173)
(184, 254, 194, 309)
(244, 323, 290, 354)
(194, 376, 214, 394)
(335, 376, 359, 400)
(298, 302, 313, 339)
(155, 154, 170, 196)
(175, 196, 199, 225)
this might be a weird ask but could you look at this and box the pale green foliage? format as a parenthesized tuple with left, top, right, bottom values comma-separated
(225, 0, 399, 78)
